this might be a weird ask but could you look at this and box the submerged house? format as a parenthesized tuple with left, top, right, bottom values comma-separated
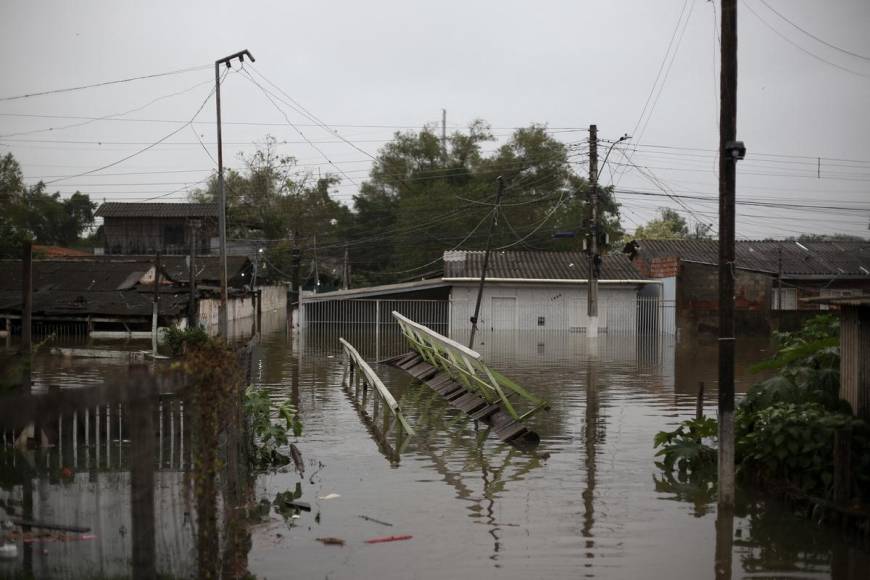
(299, 250, 658, 335)
(0, 256, 286, 338)
(627, 239, 870, 336)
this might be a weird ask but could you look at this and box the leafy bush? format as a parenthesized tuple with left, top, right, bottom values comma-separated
(163, 325, 209, 357)
(654, 416, 718, 477)
(244, 386, 302, 471)
(736, 402, 869, 497)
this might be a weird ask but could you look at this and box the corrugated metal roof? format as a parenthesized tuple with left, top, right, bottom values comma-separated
(443, 250, 643, 280)
(0, 259, 153, 292)
(159, 255, 250, 284)
(95, 202, 218, 218)
(634, 239, 870, 278)
(0, 289, 187, 318)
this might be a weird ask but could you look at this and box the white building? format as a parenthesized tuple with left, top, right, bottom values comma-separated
(443, 250, 651, 334)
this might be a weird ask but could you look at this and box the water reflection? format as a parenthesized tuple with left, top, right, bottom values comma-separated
(2, 319, 869, 579)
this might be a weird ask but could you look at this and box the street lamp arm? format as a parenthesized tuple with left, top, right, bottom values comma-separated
(597, 133, 631, 182)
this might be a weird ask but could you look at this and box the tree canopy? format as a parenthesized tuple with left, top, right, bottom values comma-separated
(0, 153, 96, 257)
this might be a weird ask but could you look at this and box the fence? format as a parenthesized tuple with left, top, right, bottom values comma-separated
(300, 296, 676, 337)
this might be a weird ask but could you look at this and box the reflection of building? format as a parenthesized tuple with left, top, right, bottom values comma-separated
(96, 202, 218, 256)
(629, 239, 870, 337)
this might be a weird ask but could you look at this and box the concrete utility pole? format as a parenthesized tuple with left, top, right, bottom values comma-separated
(587, 125, 600, 337)
(216, 49, 255, 339)
(468, 176, 505, 350)
(718, 0, 739, 509)
(21, 241, 32, 389)
(441, 109, 447, 160)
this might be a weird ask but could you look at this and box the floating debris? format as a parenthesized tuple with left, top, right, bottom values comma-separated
(316, 537, 345, 546)
(365, 534, 413, 544)
(318, 493, 341, 500)
(358, 515, 393, 527)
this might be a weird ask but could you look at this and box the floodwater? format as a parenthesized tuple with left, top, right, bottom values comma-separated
(2, 320, 869, 579)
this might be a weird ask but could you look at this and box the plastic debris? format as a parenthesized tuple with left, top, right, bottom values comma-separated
(0, 542, 18, 559)
(318, 493, 341, 500)
(365, 534, 413, 544)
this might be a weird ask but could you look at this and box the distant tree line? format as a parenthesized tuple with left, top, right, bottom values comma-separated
(195, 122, 623, 287)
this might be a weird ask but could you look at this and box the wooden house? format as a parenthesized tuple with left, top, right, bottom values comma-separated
(95, 202, 218, 256)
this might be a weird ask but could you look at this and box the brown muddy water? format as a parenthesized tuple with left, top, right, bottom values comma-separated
(2, 323, 870, 579)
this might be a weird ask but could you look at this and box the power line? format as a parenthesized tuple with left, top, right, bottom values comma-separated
(742, 0, 870, 80)
(0, 64, 211, 102)
(0, 78, 214, 139)
(41, 71, 228, 186)
(757, 0, 870, 62)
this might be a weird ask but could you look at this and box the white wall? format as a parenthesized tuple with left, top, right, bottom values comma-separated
(449, 283, 640, 333)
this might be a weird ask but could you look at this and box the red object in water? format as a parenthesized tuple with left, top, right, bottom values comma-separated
(365, 535, 413, 544)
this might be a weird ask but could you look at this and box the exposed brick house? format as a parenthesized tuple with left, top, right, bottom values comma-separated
(626, 239, 870, 337)
(95, 202, 218, 256)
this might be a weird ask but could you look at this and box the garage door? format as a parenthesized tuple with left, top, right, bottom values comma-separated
(490, 297, 517, 330)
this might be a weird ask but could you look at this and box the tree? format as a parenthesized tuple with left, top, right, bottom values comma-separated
(0, 153, 96, 256)
(633, 208, 690, 239)
(350, 122, 624, 283)
(191, 136, 351, 286)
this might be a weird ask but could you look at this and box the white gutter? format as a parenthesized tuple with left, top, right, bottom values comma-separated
(443, 277, 661, 285)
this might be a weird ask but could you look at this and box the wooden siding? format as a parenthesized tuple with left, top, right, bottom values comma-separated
(103, 217, 217, 255)
(840, 304, 870, 420)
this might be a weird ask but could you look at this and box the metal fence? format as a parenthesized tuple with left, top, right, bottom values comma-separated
(300, 296, 675, 336)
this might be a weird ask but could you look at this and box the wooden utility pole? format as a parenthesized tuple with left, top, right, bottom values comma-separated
(312, 233, 320, 293)
(188, 220, 199, 328)
(718, 0, 738, 508)
(152, 252, 161, 357)
(468, 176, 504, 349)
(21, 241, 32, 389)
(587, 125, 600, 337)
(216, 49, 255, 339)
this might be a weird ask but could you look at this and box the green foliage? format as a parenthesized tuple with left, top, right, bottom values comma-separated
(736, 402, 870, 497)
(634, 208, 689, 239)
(162, 325, 209, 357)
(244, 386, 302, 471)
(0, 153, 96, 256)
(654, 416, 718, 475)
(655, 314, 870, 503)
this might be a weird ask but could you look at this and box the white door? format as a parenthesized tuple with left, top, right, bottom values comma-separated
(490, 297, 517, 330)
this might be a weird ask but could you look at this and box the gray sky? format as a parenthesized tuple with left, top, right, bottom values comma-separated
(1, 0, 869, 240)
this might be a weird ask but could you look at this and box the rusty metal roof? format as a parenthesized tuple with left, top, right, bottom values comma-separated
(95, 202, 218, 218)
(443, 250, 643, 281)
(633, 239, 870, 279)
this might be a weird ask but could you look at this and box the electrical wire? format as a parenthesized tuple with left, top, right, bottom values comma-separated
(742, 0, 870, 80)
(0, 64, 211, 102)
(41, 70, 228, 186)
(757, 0, 870, 62)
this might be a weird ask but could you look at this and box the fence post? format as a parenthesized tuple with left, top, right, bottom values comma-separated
(297, 285, 305, 329)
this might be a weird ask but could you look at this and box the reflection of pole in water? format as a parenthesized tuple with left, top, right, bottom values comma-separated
(714, 504, 734, 580)
(129, 390, 156, 579)
(582, 359, 599, 560)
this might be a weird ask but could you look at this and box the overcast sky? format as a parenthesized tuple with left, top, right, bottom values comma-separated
(1, 0, 868, 241)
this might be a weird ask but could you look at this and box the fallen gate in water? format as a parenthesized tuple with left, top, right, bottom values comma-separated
(339, 337, 415, 463)
(386, 312, 549, 446)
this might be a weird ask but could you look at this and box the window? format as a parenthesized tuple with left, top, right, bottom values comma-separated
(537, 316, 546, 327)
(772, 288, 797, 310)
(162, 223, 185, 248)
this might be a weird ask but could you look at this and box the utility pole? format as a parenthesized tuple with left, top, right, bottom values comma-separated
(587, 124, 600, 338)
(468, 176, 504, 350)
(342, 244, 350, 290)
(216, 49, 255, 339)
(312, 233, 320, 292)
(441, 109, 447, 160)
(21, 241, 32, 389)
(152, 252, 161, 357)
(718, 0, 739, 510)
(188, 220, 200, 328)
